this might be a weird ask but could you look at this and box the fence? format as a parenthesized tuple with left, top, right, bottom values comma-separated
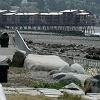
(73, 57, 100, 68)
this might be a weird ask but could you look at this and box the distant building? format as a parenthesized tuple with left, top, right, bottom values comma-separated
(0, 9, 95, 34)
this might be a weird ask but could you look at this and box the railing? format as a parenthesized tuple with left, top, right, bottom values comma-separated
(73, 57, 100, 75)
(73, 57, 100, 68)
(15, 30, 32, 54)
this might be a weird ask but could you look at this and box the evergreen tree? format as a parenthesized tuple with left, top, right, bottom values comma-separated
(0, 0, 100, 15)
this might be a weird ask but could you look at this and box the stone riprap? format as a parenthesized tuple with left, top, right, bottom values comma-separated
(70, 63, 86, 74)
(84, 75, 100, 94)
(0, 55, 12, 64)
(3, 86, 100, 100)
(24, 54, 69, 71)
(38, 88, 63, 97)
(53, 72, 90, 85)
(12, 49, 26, 67)
(60, 83, 85, 95)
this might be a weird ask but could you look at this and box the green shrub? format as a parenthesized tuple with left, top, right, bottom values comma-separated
(32, 81, 82, 90)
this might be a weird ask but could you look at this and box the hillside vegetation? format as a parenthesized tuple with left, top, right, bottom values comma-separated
(0, 0, 100, 15)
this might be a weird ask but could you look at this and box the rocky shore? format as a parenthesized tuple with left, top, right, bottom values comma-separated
(0, 33, 100, 100)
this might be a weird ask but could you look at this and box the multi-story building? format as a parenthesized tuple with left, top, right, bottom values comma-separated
(0, 9, 95, 33)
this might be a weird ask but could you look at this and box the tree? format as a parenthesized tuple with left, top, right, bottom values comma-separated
(0, 0, 100, 15)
